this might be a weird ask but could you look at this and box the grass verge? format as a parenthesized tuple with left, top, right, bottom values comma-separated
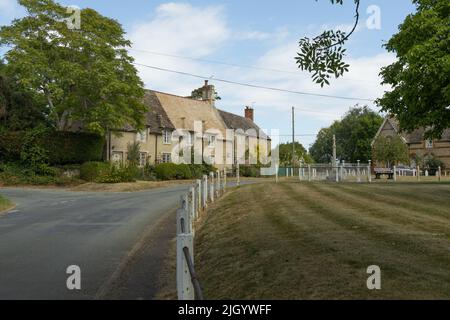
(195, 181, 450, 300)
(0, 195, 14, 213)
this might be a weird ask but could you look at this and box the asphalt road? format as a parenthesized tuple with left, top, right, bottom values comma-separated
(0, 185, 191, 300)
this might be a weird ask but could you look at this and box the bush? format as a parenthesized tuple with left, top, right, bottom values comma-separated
(95, 164, 139, 183)
(80, 162, 111, 182)
(0, 130, 104, 165)
(239, 165, 261, 178)
(142, 164, 157, 181)
(154, 163, 217, 180)
(0, 163, 81, 186)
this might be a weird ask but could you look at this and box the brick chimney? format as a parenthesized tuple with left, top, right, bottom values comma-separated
(201, 80, 215, 105)
(245, 106, 254, 122)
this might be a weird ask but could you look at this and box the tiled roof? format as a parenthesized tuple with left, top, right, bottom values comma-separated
(152, 91, 229, 134)
(387, 117, 450, 143)
(218, 109, 270, 140)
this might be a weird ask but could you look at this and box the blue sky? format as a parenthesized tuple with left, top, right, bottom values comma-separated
(0, 0, 416, 148)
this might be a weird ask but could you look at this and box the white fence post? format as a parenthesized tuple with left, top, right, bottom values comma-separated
(308, 165, 311, 182)
(223, 168, 227, 191)
(357, 160, 361, 183)
(236, 163, 240, 186)
(209, 172, 215, 203)
(202, 175, 208, 209)
(177, 233, 194, 300)
(189, 186, 196, 225)
(393, 165, 397, 182)
(216, 171, 221, 198)
(275, 165, 279, 183)
(417, 165, 421, 182)
(368, 160, 372, 183)
(196, 180, 201, 215)
(438, 166, 442, 182)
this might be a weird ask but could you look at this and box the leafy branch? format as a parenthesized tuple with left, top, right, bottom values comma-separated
(296, 0, 360, 87)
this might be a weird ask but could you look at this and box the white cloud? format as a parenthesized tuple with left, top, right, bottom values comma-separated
(129, 2, 230, 93)
(0, 0, 18, 18)
(127, 3, 396, 148)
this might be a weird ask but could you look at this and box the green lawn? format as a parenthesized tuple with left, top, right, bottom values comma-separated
(0, 195, 14, 213)
(195, 181, 450, 300)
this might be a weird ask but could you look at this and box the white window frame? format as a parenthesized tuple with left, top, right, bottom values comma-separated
(162, 153, 171, 163)
(163, 129, 172, 145)
(425, 139, 433, 149)
(208, 135, 216, 148)
(136, 130, 147, 143)
(139, 152, 147, 167)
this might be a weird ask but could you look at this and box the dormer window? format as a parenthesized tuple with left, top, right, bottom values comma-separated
(137, 130, 147, 143)
(425, 139, 433, 149)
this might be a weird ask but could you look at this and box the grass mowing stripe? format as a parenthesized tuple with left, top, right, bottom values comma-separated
(281, 183, 450, 268)
(311, 183, 450, 234)
(338, 184, 450, 220)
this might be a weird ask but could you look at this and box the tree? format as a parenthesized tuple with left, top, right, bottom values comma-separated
(372, 135, 409, 168)
(190, 87, 221, 101)
(126, 141, 141, 166)
(0, 60, 49, 130)
(296, 0, 359, 86)
(278, 142, 314, 167)
(0, 0, 146, 136)
(377, 0, 450, 138)
(309, 106, 383, 163)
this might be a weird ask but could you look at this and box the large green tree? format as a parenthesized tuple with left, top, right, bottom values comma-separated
(0, 59, 49, 130)
(0, 0, 146, 135)
(297, 0, 450, 137)
(377, 0, 450, 138)
(372, 135, 409, 168)
(278, 142, 314, 167)
(309, 106, 383, 163)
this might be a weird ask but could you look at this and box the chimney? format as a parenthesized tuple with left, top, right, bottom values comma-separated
(201, 80, 215, 105)
(245, 106, 254, 122)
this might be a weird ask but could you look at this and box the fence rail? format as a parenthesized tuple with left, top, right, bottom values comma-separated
(177, 168, 228, 300)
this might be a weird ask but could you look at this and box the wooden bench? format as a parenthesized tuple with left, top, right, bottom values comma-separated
(374, 168, 394, 180)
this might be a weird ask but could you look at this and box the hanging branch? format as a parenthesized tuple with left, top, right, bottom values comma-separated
(296, 0, 361, 87)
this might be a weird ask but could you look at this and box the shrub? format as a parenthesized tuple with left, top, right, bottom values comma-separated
(239, 165, 261, 178)
(95, 164, 139, 183)
(0, 130, 104, 165)
(155, 163, 179, 180)
(142, 164, 157, 181)
(80, 162, 111, 182)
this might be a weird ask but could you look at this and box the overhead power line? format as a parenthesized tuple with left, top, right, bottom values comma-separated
(133, 62, 376, 103)
(129, 48, 381, 85)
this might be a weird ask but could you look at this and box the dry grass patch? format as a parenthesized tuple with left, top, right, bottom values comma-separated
(0, 195, 14, 213)
(195, 182, 450, 300)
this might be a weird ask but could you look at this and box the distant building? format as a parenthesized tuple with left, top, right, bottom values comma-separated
(372, 116, 450, 168)
(107, 81, 271, 169)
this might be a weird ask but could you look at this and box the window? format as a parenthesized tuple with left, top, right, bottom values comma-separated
(137, 130, 147, 143)
(425, 139, 433, 149)
(139, 152, 147, 167)
(208, 135, 216, 148)
(163, 130, 171, 144)
(112, 152, 123, 164)
(162, 153, 171, 163)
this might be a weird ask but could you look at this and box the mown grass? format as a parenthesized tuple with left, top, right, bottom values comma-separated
(195, 181, 450, 300)
(0, 195, 14, 212)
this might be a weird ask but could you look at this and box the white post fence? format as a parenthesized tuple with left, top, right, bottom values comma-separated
(177, 171, 229, 300)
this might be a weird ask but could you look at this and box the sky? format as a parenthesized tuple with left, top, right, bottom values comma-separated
(0, 0, 417, 148)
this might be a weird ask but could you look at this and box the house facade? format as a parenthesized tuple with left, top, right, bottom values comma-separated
(107, 81, 271, 169)
(372, 116, 450, 168)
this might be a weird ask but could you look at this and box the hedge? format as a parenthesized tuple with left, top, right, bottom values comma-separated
(0, 131, 104, 165)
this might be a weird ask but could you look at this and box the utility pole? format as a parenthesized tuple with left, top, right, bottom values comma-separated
(292, 107, 295, 170)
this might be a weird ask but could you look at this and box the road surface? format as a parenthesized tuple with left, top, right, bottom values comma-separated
(0, 185, 190, 300)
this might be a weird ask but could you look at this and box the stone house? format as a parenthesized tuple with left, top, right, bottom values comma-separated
(372, 116, 450, 168)
(107, 81, 271, 169)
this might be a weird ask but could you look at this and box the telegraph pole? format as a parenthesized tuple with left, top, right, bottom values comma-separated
(292, 107, 295, 170)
